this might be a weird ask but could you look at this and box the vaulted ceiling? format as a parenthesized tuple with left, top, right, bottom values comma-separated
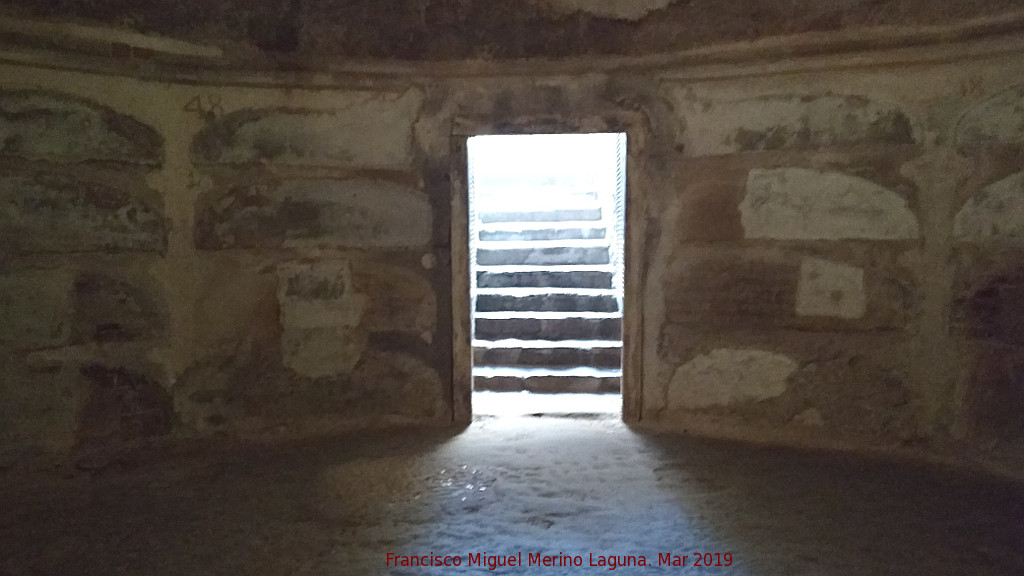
(2, 0, 1023, 61)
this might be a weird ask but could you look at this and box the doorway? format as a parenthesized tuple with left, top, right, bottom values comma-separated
(465, 133, 626, 416)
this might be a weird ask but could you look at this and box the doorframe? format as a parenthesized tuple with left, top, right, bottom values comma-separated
(449, 114, 648, 424)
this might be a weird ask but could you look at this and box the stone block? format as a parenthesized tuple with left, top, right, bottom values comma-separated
(477, 270, 613, 289)
(789, 354, 913, 438)
(77, 365, 173, 444)
(0, 269, 73, 348)
(0, 176, 166, 253)
(476, 246, 609, 266)
(954, 172, 1024, 243)
(283, 264, 347, 300)
(474, 316, 621, 341)
(657, 327, 914, 436)
(473, 345, 620, 369)
(476, 293, 618, 313)
(479, 227, 606, 241)
(351, 263, 436, 335)
(473, 374, 524, 392)
(0, 365, 83, 460)
(792, 408, 825, 427)
(191, 89, 421, 169)
(665, 248, 913, 331)
(953, 270, 1024, 346)
(474, 373, 619, 393)
(351, 351, 444, 418)
(281, 326, 366, 378)
(670, 92, 916, 156)
(966, 347, 1024, 441)
(796, 257, 867, 320)
(741, 168, 919, 240)
(279, 262, 363, 328)
(665, 255, 798, 324)
(278, 261, 367, 377)
(956, 84, 1024, 155)
(522, 374, 620, 393)
(670, 176, 746, 242)
(71, 272, 165, 343)
(479, 208, 602, 223)
(668, 348, 798, 409)
(196, 178, 431, 249)
(0, 90, 163, 165)
(192, 258, 279, 356)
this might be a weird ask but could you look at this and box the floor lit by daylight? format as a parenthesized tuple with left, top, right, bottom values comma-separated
(3, 416, 1022, 575)
(473, 391, 620, 417)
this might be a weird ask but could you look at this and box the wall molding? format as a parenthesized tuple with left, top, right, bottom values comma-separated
(0, 10, 1023, 87)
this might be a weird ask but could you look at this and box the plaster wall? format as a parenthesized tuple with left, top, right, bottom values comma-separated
(1, 34, 1023, 479)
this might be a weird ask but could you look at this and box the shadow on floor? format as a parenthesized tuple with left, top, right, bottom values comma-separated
(1, 417, 1021, 575)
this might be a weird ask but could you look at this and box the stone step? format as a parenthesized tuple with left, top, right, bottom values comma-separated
(473, 342, 621, 369)
(479, 227, 607, 242)
(479, 208, 602, 223)
(474, 369, 621, 394)
(475, 188, 599, 206)
(476, 269, 614, 289)
(479, 219, 608, 231)
(476, 292, 618, 313)
(473, 390, 621, 415)
(475, 316, 621, 341)
(474, 310, 620, 319)
(476, 246, 609, 266)
(476, 238, 609, 250)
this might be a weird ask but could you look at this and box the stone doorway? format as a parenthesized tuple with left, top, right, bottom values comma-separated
(466, 133, 626, 415)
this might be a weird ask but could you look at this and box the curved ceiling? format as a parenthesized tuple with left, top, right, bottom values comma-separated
(2, 0, 1023, 62)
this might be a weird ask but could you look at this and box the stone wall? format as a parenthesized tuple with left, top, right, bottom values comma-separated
(647, 54, 1024, 478)
(1, 31, 1023, 479)
(0, 72, 448, 469)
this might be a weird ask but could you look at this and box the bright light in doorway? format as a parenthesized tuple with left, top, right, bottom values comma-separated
(467, 133, 627, 415)
(468, 133, 622, 211)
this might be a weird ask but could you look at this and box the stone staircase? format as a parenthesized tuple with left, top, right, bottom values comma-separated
(471, 188, 622, 394)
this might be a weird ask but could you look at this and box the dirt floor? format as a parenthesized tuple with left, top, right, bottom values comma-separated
(1, 411, 1023, 575)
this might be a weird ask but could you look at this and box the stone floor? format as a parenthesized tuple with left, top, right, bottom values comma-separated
(1, 413, 1022, 576)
